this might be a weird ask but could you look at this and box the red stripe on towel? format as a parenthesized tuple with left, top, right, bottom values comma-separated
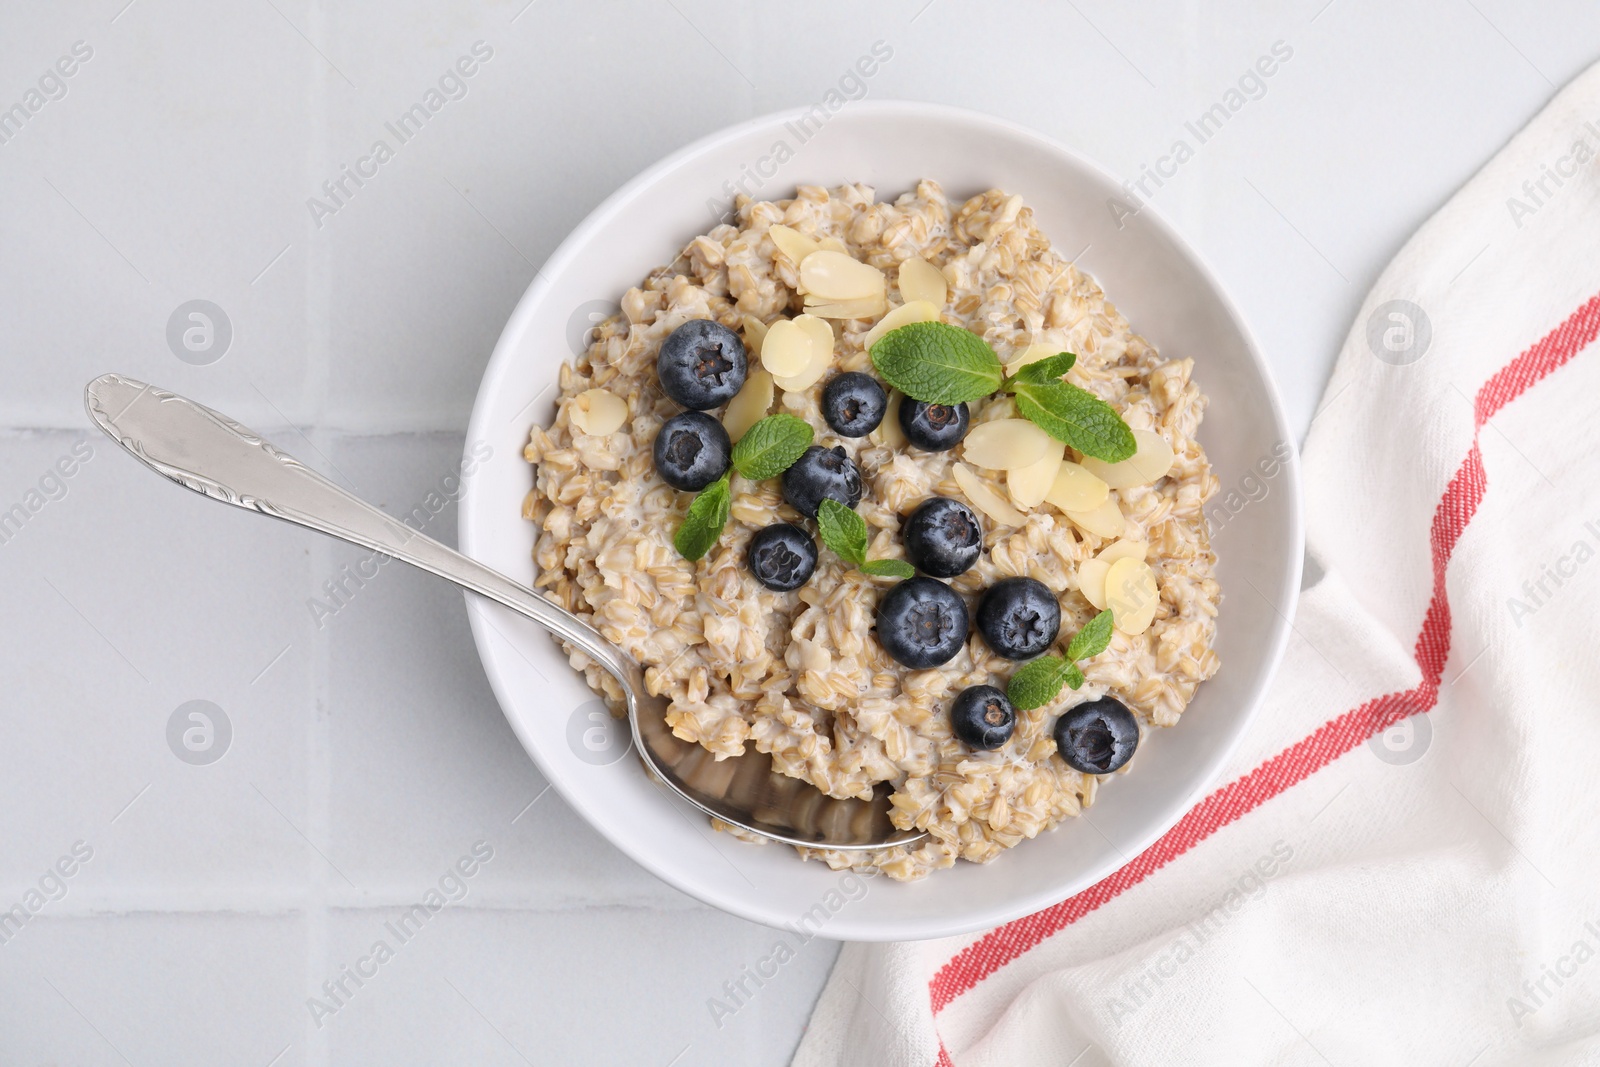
(927, 290, 1600, 1037)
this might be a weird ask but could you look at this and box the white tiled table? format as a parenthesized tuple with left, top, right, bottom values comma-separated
(0, 2, 1589, 1063)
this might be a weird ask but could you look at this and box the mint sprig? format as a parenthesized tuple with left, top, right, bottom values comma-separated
(869, 322, 1003, 405)
(1006, 609, 1115, 710)
(673, 475, 731, 561)
(815, 498, 863, 563)
(1012, 382, 1136, 463)
(672, 415, 814, 562)
(731, 414, 813, 480)
(1065, 608, 1114, 660)
(816, 498, 914, 578)
(1008, 351, 1077, 384)
(868, 325, 1134, 462)
(1007, 656, 1078, 711)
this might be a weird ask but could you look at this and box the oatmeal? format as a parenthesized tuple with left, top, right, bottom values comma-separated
(522, 181, 1221, 881)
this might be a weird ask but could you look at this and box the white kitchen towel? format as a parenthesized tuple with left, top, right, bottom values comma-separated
(794, 61, 1600, 1067)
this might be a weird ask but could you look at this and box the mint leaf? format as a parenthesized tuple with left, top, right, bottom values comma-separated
(731, 414, 813, 481)
(672, 476, 731, 561)
(1007, 351, 1077, 385)
(1065, 609, 1115, 661)
(1007, 655, 1075, 711)
(816, 497, 867, 566)
(1010, 610, 1113, 708)
(869, 321, 1003, 405)
(861, 558, 914, 579)
(818, 499, 910, 577)
(1011, 380, 1136, 462)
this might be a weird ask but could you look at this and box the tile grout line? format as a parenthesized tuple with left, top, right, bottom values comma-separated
(302, 6, 335, 1064)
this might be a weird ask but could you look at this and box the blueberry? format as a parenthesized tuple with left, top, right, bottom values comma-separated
(652, 411, 731, 492)
(976, 577, 1061, 660)
(950, 685, 1015, 750)
(821, 373, 888, 438)
(781, 445, 863, 519)
(746, 523, 817, 591)
(875, 577, 969, 669)
(1053, 697, 1139, 774)
(657, 319, 747, 410)
(903, 497, 983, 578)
(899, 399, 969, 452)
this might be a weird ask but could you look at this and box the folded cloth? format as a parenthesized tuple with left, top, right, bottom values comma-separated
(794, 60, 1600, 1067)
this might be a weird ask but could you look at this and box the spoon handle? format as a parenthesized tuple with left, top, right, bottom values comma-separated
(83, 373, 633, 682)
(85, 373, 925, 851)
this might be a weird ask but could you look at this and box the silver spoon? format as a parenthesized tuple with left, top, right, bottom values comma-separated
(85, 374, 926, 852)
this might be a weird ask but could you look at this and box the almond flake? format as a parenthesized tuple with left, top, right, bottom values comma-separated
(740, 313, 769, 357)
(803, 295, 889, 320)
(799, 250, 888, 302)
(953, 462, 1027, 527)
(1077, 558, 1111, 610)
(863, 300, 940, 349)
(875, 392, 907, 449)
(818, 237, 850, 255)
(774, 314, 834, 392)
(1062, 494, 1126, 539)
(1081, 429, 1176, 489)
(898, 257, 948, 307)
(1007, 443, 1064, 509)
(962, 419, 1052, 470)
(795, 314, 835, 358)
(1044, 461, 1109, 513)
(760, 319, 812, 377)
(768, 224, 819, 264)
(1096, 538, 1148, 564)
(1105, 557, 1159, 635)
(569, 388, 627, 436)
(723, 368, 774, 442)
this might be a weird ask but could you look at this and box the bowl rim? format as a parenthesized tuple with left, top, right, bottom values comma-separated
(460, 99, 1304, 940)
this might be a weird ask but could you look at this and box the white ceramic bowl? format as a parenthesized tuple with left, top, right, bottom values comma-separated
(460, 102, 1302, 941)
